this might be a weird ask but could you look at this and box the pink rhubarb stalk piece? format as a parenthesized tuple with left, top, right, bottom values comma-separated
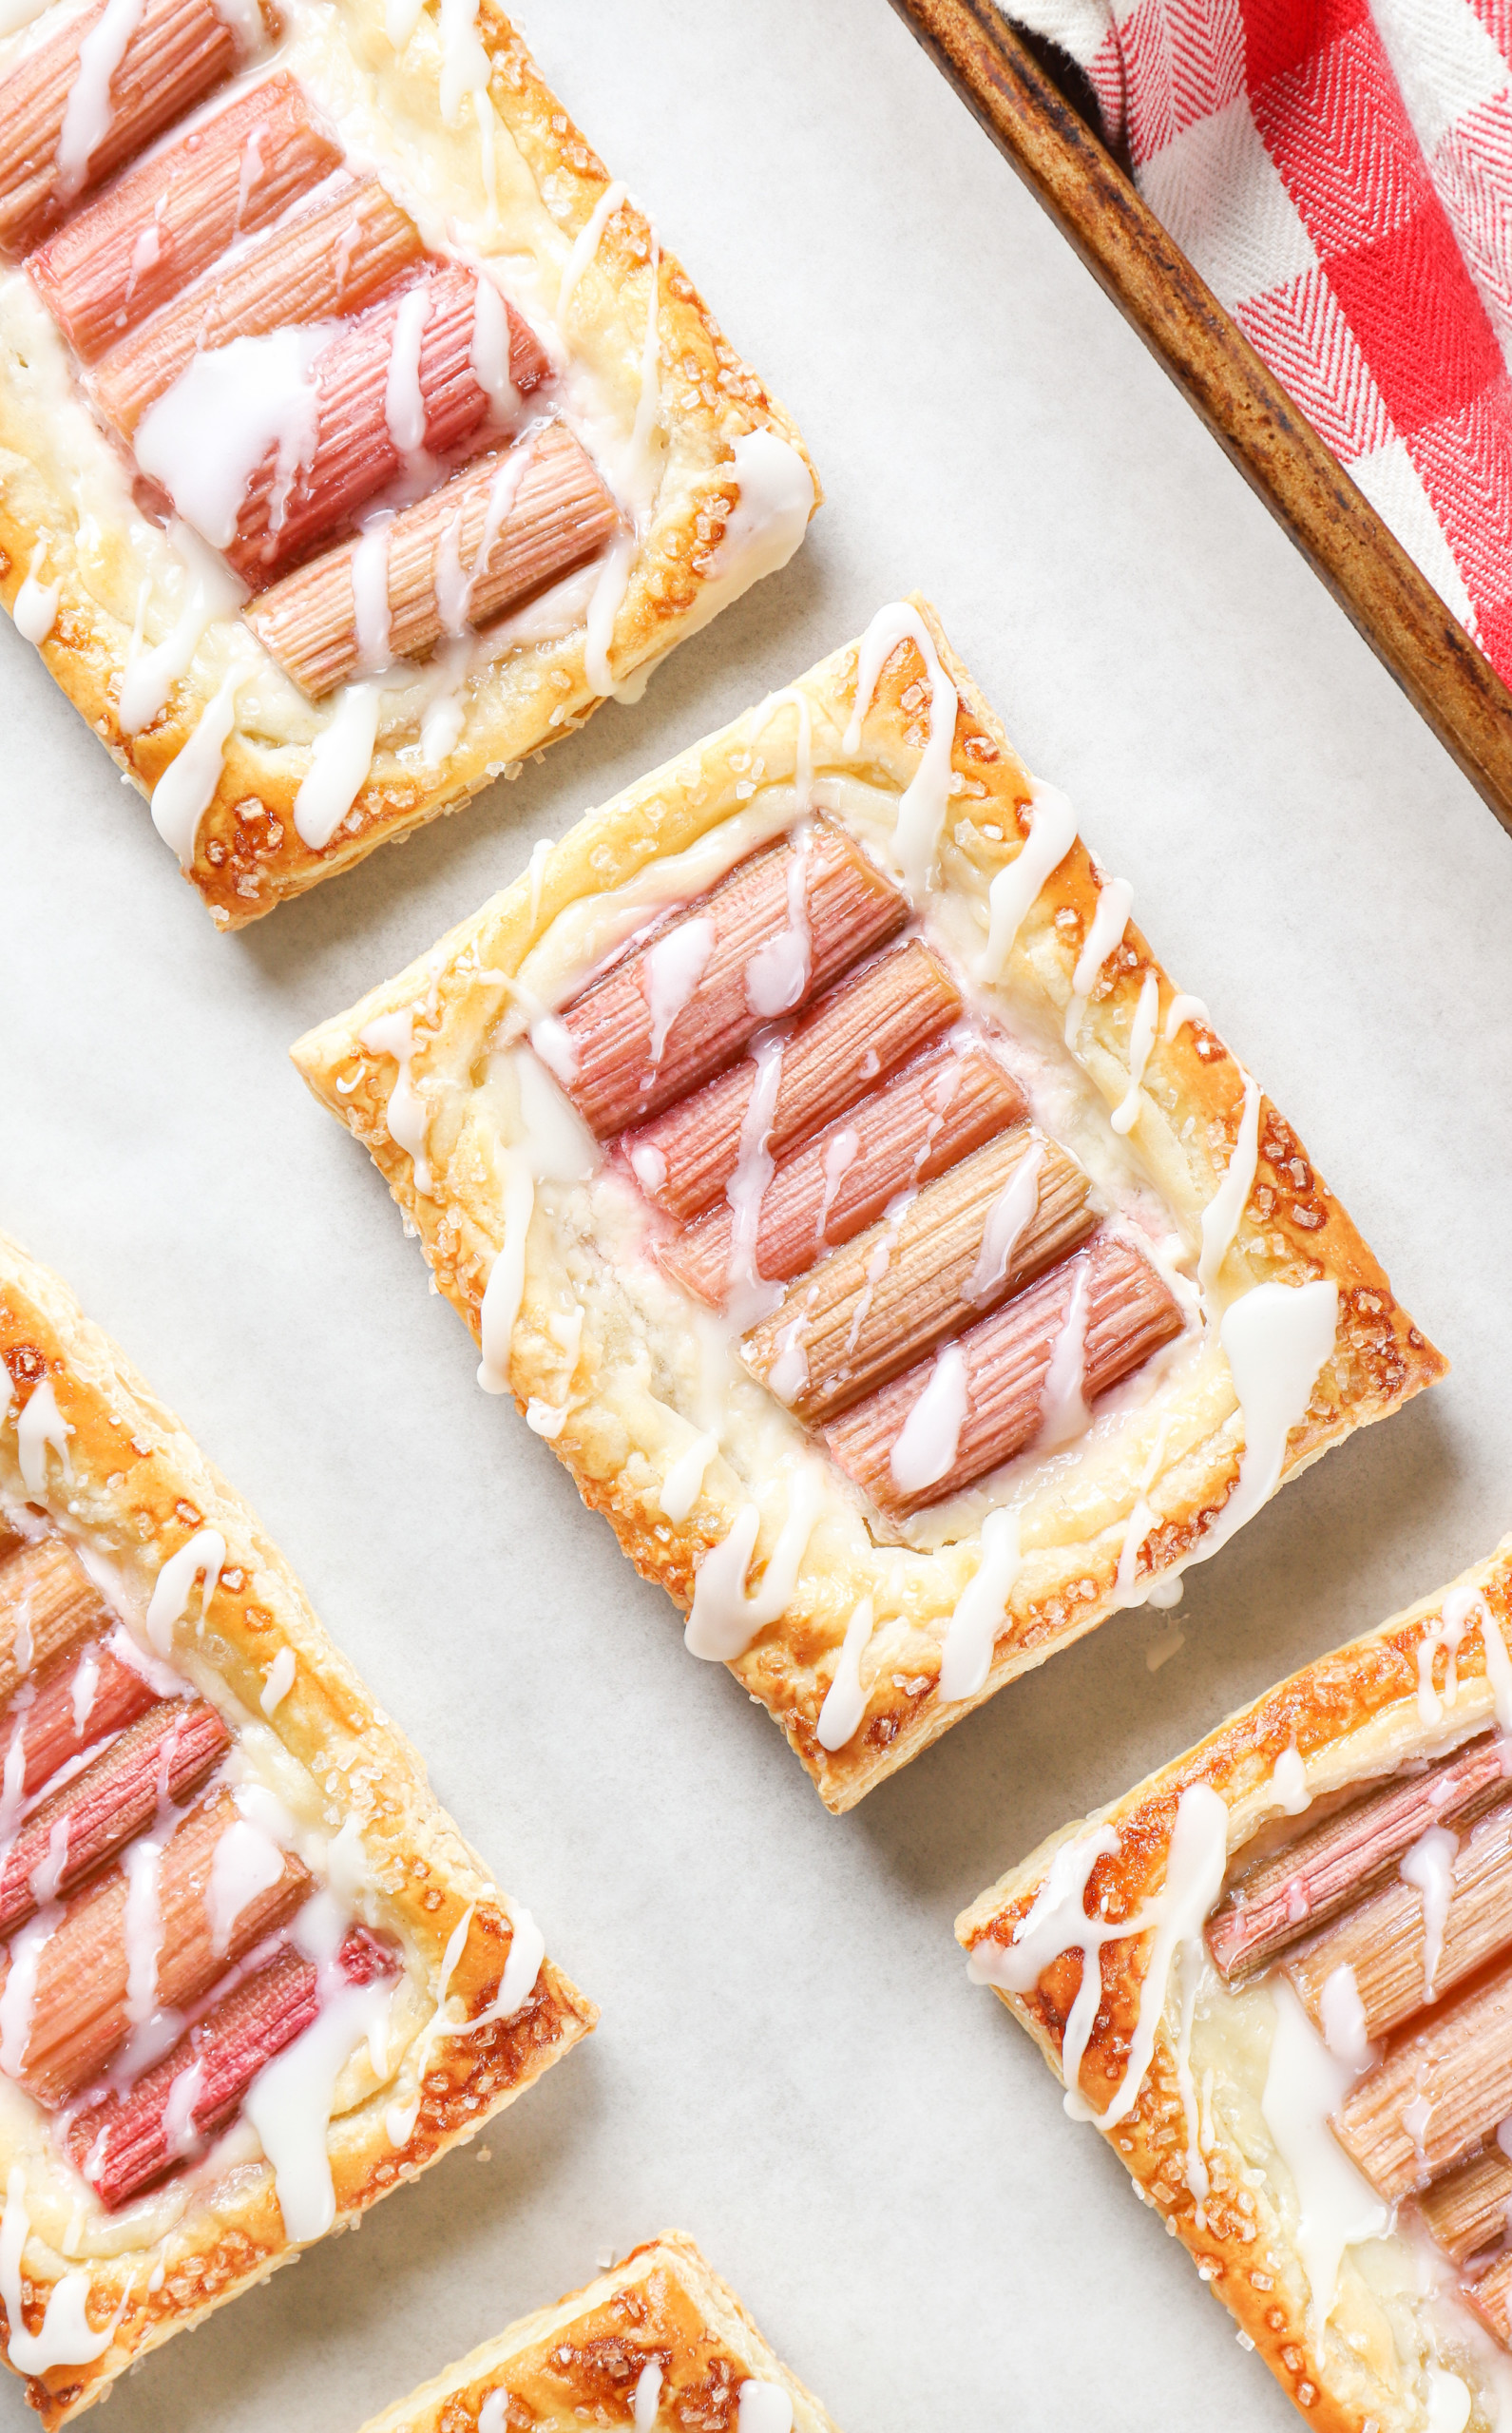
(1418, 2144, 1512, 2270)
(669, 1042, 1028, 1306)
(1332, 1957, 1512, 2202)
(559, 821, 909, 1140)
(92, 173, 425, 436)
(244, 419, 620, 697)
(823, 1231, 1183, 1517)
(743, 1127, 1092, 1422)
(0, 1535, 112, 1703)
(224, 264, 548, 584)
(2, 1787, 311, 2106)
(628, 939, 969, 1226)
(67, 1926, 395, 2209)
(1207, 1733, 1511, 1983)
(1287, 1797, 1512, 2042)
(0, 1639, 155, 1812)
(0, 0, 269, 256)
(0, 1695, 229, 1936)
(29, 71, 340, 360)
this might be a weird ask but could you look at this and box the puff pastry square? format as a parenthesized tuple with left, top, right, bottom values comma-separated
(293, 597, 1445, 1811)
(354, 2230, 843, 2433)
(0, 1230, 594, 2426)
(958, 1539, 1512, 2433)
(0, 0, 816, 925)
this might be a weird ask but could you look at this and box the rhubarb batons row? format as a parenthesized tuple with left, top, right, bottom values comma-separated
(247, 422, 618, 696)
(560, 820, 911, 1137)
(68, 1926, 395, 2210)
(29, 72, 342, 359)
(0, 0, 271, 256)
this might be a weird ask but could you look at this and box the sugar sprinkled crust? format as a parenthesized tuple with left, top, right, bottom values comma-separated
(292, 597, 1445, 1812)
(0, 0, 817, 926)
(0, 1229, 596, 2427)
(354, 2229, 844, 2433)
(957, 1540, 1512, 2433)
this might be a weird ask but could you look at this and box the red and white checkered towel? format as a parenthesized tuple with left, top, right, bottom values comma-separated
(1011, 0, 1512, 677)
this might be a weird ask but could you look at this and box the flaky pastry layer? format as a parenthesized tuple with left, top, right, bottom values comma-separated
(958, 1539, 1512, 2433)
(0, 1230, 595, 2425)
(292, 598, 1444, 1811)
(0, 0, 817, 925)
(356, 2230, 843, 2432)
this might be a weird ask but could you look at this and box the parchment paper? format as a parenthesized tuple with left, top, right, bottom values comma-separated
(1, 3, 1506, 2426)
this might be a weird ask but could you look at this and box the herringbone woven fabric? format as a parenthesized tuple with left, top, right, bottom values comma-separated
(1011, 0, 1512, 675)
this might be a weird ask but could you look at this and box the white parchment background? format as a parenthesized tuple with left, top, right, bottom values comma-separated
(0, 2, 1506, 2426)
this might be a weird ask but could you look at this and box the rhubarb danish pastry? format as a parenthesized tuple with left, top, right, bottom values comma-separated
(355, 2231, 842, 2433)
(960, 1540, 1512, 2433)
(0, 1231, 594, 2426)
(0, 1, 815, 923)
(292, 598, 1444, 1810)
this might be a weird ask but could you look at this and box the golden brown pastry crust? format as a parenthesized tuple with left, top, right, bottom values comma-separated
(292, 597, 1445, 1813)
(354, 2230, 844, 2433)
(0, 0, 817, 927)
(957, 1538, 1512, 2433)
(0, 1230, 596, 2426)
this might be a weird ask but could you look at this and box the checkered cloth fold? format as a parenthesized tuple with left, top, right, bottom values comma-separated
(1011, 0, 1512, 677)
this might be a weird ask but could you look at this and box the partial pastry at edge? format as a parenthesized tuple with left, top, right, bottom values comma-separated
(354, 2231, 843, 2433)
(958, 1541, 1512, 2433)
(292, 595, 1445, 1813)
(0, 0, 817, 924)
(0, 1230, 595, 2427)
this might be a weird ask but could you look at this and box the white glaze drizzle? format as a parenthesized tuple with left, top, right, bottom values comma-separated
(476, 1050, 599, 1395)
(12, 542, 60, 645)
(119, 527, 241, 737)
(134, 327, 328, 550)
(245, 1973, 391, 2242)
(1416, 1599, 1472, 1728)
(437, 0, 495, 200)
(684, 1466, 824, 1662)
(815, 1125, 859, 1243)
(359, 1008, 432, 1193)
(1035, 1260, 1090, 1447)
(294, 680, 382, 851)
(351, 515, 392, 674)
(1063, 874, 1134, 1049)
(260, 1645, 297, 1715)
(469, 273, 520, 422)
(979, 783, 1079, 981)
(477, 1160, 536, 1395)
(150, 668, 239, 869)
(660, 1429, 718, 1524)
(383, 280, 433, 477)
(1111, 966, 1159, 1135)
(207, 1810, 287, 1954)
(744, 827, 812, 1016)
(0, 2167, 127, 2370)
(1318, 1960, 1374, 2071)
(843, 602, 957, 899)
(737, 2385, 793, 2433)
(965, 1140, 1043, 1305)
(558, 181, 628, 319)
(815, 1596, 875, 1753)
(1197, 1282, 1337, 1565)
(1163, 991, 1210, 1043)
(144, 1527, 225, 1657)
(724, 1031, 786, 1309)
(889, 1340, 968, 1499)
(642, 919, 715, 1070)
(1271, 1744, 1311, 1814)
(1260, 1979, 1388, 2338)
(1442, 1583, 1512, 1735)
(633, 2361, 663, 2431)
(1196, 1073, 1261, 1307)
(1401, 1824, 1459, 2002)
(55, 0, 146, 202)
(938, 1507, 1021, 1703)
(16, 1380, 71, 1501)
